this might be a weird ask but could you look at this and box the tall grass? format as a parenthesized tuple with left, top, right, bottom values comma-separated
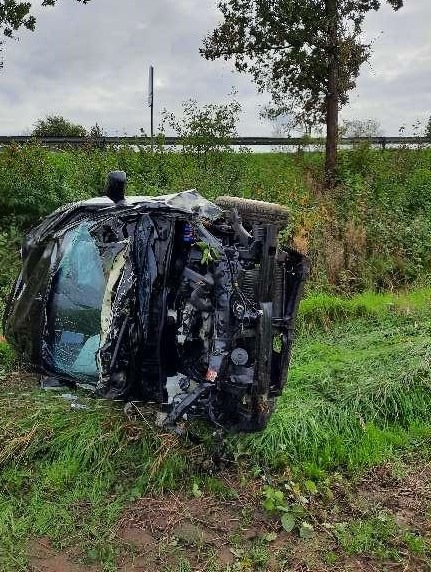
(0, 390, 190, 568)
(244, 289, 431, 471)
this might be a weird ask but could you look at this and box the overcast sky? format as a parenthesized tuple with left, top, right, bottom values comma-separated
(0, 0, 429, 136)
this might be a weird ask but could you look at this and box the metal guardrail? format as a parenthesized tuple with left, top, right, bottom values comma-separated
(0, 135, 429, 148)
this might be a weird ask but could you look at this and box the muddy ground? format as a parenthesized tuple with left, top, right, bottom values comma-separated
(27, 461, 431, 572)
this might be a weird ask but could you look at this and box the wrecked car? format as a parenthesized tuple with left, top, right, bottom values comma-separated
(3, 171, 309, 432)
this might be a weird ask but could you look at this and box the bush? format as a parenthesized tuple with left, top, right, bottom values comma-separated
(0, 143, 430, 297)
(32, 115, 87, 137)
(160, 97, 242, 157)
(0, 338, 16, 373)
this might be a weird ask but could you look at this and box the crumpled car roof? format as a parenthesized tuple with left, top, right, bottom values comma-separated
(25, 189, 223, 246)
(63, 189, 222, 220)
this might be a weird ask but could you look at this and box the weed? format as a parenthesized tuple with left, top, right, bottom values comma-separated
(247, 541, 270, 568)
(228, 540, 269, 571)
(203, 476, 239, 499)
(240, 506, 254, 529)
(334, 514, 400, 559)
(260, 482, 314, 537)
(164, 557, 193, 572)
(403, 532, 429, 556)
(261, 485, 286, 512)
(323, 550, 338, 565)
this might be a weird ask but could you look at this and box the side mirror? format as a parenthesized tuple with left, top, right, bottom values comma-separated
(105, 171, 127, 204)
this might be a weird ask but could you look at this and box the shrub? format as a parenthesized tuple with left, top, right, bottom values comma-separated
(32, 115, 87, 137)
(0, 143, 430, 296)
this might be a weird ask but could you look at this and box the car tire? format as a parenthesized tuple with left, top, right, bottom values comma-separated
(215, 196, 290, 229)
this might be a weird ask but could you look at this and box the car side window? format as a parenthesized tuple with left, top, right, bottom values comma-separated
(48, 224, 105, 379)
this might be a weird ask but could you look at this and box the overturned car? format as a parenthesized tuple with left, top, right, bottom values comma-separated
(4, 172, 309, 432)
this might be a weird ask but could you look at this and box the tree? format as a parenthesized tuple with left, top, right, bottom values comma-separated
(88, 122, 105, 139)
(0, 0, 90, 38)
(160, 98, 241, 157)
(0, 0, 89, 69)
(32, 115, 87, 137)
(201, 0, 404, 187)
(425, 116, 431, 141)
(341, 118, 383, 138)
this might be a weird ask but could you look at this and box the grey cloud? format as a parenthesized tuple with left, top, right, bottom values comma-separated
(0, 0, 430, 136)
(342, 0, 431, 133)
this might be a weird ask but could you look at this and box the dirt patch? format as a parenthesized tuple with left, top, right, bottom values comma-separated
(28, 538, 101, 572)
(117, 557, 152, 572)
(356, 461, 431, 532)
(115, 480, 279, 570)
(113, 462, 431, 571)
(0, 371, 38, 392)
(120, 496, 262, 544)
(118, 474, 271, 544)
(118, 526, 157, 549)
(26, 461, 431, 571)
(218, 545, 236, 566)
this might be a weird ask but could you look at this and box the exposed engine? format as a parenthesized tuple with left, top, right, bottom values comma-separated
(161, 210, 308, 431)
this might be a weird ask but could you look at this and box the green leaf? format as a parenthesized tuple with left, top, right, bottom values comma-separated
(299, 521, 315, 539)
(304, 480, 317, 494)
(192, 482, 202, 498)
(263, 498, 275, 512)
(281, 512, 296, 533)
(203, 250, 212, 265)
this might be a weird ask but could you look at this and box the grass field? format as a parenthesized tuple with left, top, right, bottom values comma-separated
(1, 144, 430, 569)
(1, 288, 430, 571)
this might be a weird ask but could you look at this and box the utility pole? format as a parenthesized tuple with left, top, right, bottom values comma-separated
(325, 0, 339, 188)
(148, 65, 154, 151)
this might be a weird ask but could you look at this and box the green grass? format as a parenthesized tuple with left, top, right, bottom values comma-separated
(334, 514, 431, 562)
(0, 340, 16, 374)
(297, 287, 431, 330)
(1, 287, 431, 569)
(242, 288, 431, 471)
(0, 391, 190, 570)
(335, 514, 401, 560)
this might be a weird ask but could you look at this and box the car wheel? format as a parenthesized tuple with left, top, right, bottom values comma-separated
(215, 196, 290, 230)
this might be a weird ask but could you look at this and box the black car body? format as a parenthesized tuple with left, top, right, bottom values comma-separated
(4, 173, 309, 431)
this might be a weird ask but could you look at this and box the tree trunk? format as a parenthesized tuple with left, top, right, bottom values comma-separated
(325, 0, 339, 189)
